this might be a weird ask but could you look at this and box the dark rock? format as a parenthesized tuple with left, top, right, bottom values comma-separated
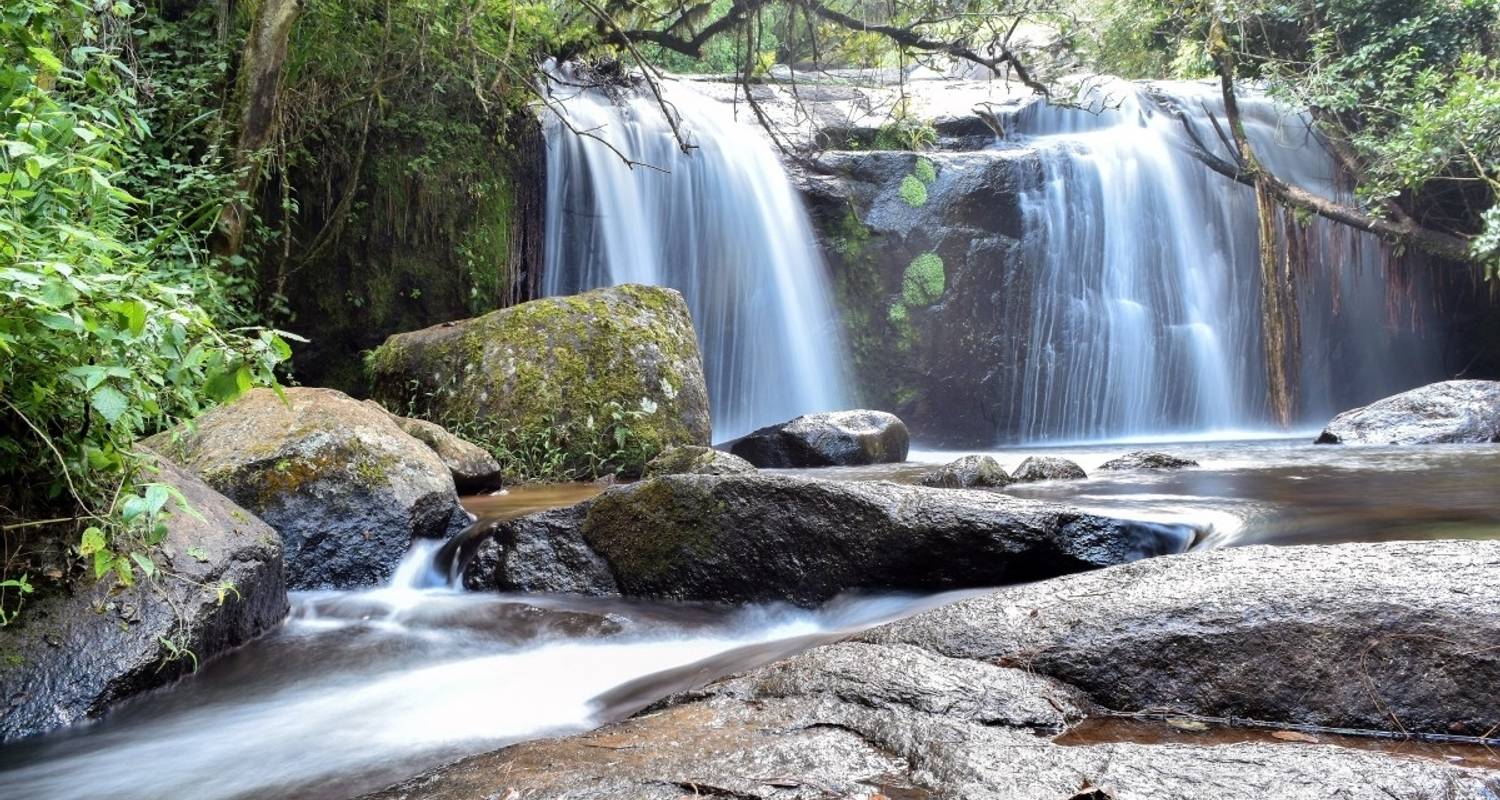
(1012, 455, 1088, 482)
(642, 446, 756, 477)
(867, 539, 1500, 737)
(728, 410, 910, 468)
(363, 400, 503, 492)
(1315, 380, 1500, 445)
(462, 504, 618, 595)
(0, 457, 287, 743)
(1097, 451, 1198, 471)
(368, 285, 712, 473)
(919, 454, 1012, 488)
(580, 473, 1192, 605)
(146, 387, 466, 589)
(360, 634, 1492, 800)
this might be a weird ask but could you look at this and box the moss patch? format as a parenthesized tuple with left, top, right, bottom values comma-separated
(898, 174, 929, 207)
(902, 253, 946, 306)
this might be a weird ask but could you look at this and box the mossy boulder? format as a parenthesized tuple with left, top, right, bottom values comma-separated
(1098, 451, 1199, 472)
(580, 473, 1195, 606)
(362, 400, 503, 493)
(145, 388, 467, 589)
(643, 446, 756, 477)
(919, 455, 1011, 488)
(728, 410, 910, 468)
(0, 456, 286, 743)
(1012, 456, 1088, 483)
(368, 285, 711, 477)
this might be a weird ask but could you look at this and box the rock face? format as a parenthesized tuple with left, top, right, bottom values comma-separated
(919, 454, 1011, 488)
(1012, 455, 1088, 482)
(728, 410, 910, 468)
(363, 400, 503, 492)
(0, 457, 287, 743)
(1315, 380, 1500, 445)
(642, 445, 756, 477)
(462, 503, 619, 595)
(579, 474, 1192, 605)
(146, 387, 466, 589)
(1098, 450, 1198, 471)
(362, 545, 1500, 799)
(868, 539, 1500, 737)
(367, 285, 712, 474)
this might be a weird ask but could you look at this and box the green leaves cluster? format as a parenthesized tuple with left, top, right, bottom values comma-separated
(1, 0, 291, 592)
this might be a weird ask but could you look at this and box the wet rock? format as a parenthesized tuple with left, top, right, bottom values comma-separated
(462, 504, 619, 595)
(867, 539, 1500, 737)
(361, 638, 1493, 800)
(368, 285, 711, 475)
(642, 445, 756, 477)
(1315, 380, 1500, 445)
(728, 410, 910, 468)
(146, 387, 466, 589)
(580, 473, 1192, 605)
(0, 456, 287, 743)
(363, 400, 503, 493)
(1012, 455, 1088, 482)
(1097, 451, 1198, 471)
(919, 454, 1012, 488)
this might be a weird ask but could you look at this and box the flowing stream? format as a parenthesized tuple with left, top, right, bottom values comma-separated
(999, 80, 1442, 442)
(540, 68, 851, 440)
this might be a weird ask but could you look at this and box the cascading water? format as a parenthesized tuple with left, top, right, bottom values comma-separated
(999, 79, 1440, 442)
(540, 69, 850, 440)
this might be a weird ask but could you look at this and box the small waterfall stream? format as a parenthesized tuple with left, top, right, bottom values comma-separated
(1000, 80, 1441, 442)
(540, 70, 851, 440)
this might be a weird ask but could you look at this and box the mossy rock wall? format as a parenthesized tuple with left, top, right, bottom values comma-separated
(368, 284, 712, 476)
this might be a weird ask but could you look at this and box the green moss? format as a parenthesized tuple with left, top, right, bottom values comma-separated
(913, 156, 937, 185)
(898, 174, 928, 207)
(581, 477, 724, 582)
(902, 253, 946, 306)
(887, 302, 908, 324)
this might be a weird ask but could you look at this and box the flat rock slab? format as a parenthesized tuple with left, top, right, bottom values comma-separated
(579, 473, 1194, 605)
(1317, 380, 1500, 445)
(866, 539, 1500, 736)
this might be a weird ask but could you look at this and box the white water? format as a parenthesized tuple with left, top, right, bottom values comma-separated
(0, 544, 947, 800)
(1000, 80, 1441, 442)
(541, 68, 851, 440)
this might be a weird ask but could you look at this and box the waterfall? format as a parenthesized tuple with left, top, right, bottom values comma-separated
(540, 71, 851, 441)
(1000, 79, 1440, 442)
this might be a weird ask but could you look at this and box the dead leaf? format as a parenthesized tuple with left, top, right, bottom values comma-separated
(1271, 730, 1319, 743)
(1165, 716, 1210, 732)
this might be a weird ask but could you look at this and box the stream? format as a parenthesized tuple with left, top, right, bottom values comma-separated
(2, 440, 1499, 798)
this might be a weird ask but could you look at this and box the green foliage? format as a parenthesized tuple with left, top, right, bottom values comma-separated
(912, 157, 937, 185)
(901, 253, 946, 306)
(898, 175, 928, 207)
(874, 117, 938, 151)
(447, 401, 656, 483)
(0, 0, 289, 589)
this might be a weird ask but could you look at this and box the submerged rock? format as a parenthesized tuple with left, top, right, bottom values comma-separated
(868, 539, 1500, 737)
(642, 445, 756, 477)
(146, 387, 466, 589)
(362, 614, 1496, 800)
(1098, 450, 1198, 471)
(580, 473, 1191, 605)
(0, 457, 287, 743)
(1012, 455, 1088, 483)
(363, 400, 503, 493)
(727, 409, 910, 468)
(1315, 380, 1500, 445)
(919, 454, 1012, 488)
(367, 285, 711, 475)
(462, 504, 619, 595)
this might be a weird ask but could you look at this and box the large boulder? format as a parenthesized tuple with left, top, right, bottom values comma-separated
(363, 400, 503, 492)
(1011, 455, 1087, 482)
(0, 457, 286, 743)
(578, 473, 1192, 605)
(367, 285, 712, 475)
(728, 410, 910, 468)
(642, 445, 756, 477)
(1315, 380, 1500, 445)
(868, 539, 1500, 737)
(462, 504, 619, 595)
(362, 628, 1496, 800)
(919, 454, 1012, 488)
(146, 387, 466, 589)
